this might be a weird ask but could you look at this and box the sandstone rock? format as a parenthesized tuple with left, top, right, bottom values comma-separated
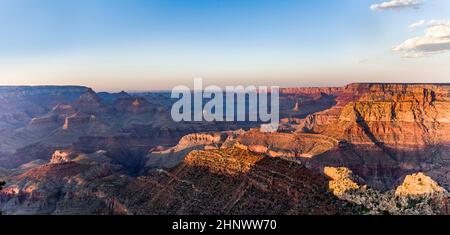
(248, 145, 268, 154)
(324, 167, 364, 197)
(289, 83, 450, 193)
(332, 84, 450, 147)
(50, 150, 74, 164)
(324, 167, 449, 215)
(237, 130, 338, 158)
(173, 133, 224, 151)
(396, 173, 447, 197)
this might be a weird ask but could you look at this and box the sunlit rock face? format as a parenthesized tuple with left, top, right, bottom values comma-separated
(286, 84, 450, 191)
(332, 84, 450, 147)
(295, 84, 450, 146)
(324, 167, 449, 215)
(395, 173, 448, 197)
(50, 150, 74, 164)
(235, 130, 338, 158)
(324, 167, 364, 197)
(238, 84, 450, 192)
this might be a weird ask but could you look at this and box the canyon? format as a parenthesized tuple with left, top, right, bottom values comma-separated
(0, 83, 449, 215)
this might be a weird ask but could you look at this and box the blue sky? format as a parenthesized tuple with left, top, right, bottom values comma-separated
(0, 0, 449, 91)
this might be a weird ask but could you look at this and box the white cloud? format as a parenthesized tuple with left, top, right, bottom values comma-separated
(370, 0, 423, 10)
(409, 20, 426, 29)
(409, 19, 450, 29)
(393, 20, 450, 57)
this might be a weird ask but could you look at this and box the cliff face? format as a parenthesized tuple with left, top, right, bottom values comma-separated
(297, 84, 450, 146)
(252, 84, 450, 192)
(332, 84, 450, 147)
(292, 84, 450, 191)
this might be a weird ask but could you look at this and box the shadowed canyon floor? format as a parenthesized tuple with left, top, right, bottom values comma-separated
(0, 83, 449, 214)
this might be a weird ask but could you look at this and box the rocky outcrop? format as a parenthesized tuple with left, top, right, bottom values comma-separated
(236, 130, 338, 158)
(62, 114, 96, 130)
(144, 132, 237, 172)
(114, 97, 153, 114)
(52, 104, 77, 117)
(396, 173, 447, 196)
(325, 167, 449, 215)
(0, 159, 125, 215)
(109, 148, 360, 215)
(28, 115, 59, 128)
(73, 88, 108, 114)
(173, 133, 224, 151)
(50, 150, 75, 164)
(324, 167, 365, 197)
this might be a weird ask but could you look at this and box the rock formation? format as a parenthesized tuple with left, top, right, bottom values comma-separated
(107, 148, 360, 215)
(325, 167, 449, 215)
(50, 150, 75, 164)
(1, 83, 449, 215)
(114, 97, 153, 114)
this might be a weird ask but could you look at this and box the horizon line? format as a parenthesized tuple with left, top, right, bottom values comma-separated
(1, 82, 450, 93)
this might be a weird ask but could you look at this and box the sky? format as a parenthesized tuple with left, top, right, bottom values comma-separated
(0, 0, 449, 91)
